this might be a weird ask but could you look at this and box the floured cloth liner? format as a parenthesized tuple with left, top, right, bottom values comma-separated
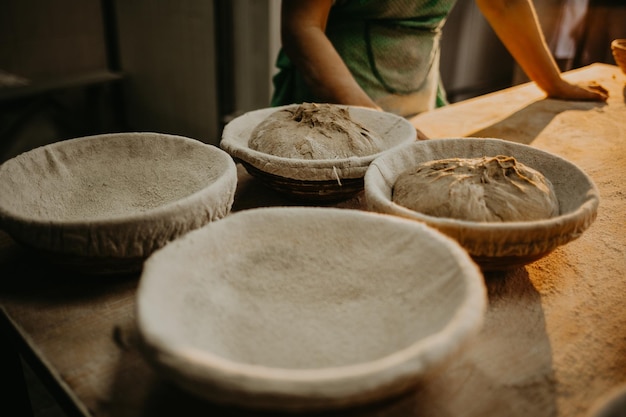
(393, 155, 559, 222)
(136, 206, 486, 411)
(0, 132, 238, 260)
(364, 138, 599, 264)
(249, 102, 385, 159)
(220, 104, 416, 182)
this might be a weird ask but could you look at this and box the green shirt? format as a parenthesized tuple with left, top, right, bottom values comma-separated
(271, 0, 457, 117)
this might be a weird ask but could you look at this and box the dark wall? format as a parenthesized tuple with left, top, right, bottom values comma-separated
(0, 0, 108, 80)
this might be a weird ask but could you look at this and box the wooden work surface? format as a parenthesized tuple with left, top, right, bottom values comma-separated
(1, 63, 625, 417)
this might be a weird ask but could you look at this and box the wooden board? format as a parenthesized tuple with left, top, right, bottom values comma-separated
(1, 63, 625, 417)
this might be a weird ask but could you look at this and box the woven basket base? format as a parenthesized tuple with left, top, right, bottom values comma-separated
(241, 162, 364, 203)
(472, 250, 554, 272)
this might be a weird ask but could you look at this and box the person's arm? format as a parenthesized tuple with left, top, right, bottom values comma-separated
(280, 0, 381, 109)
(476, 0, 608, 101)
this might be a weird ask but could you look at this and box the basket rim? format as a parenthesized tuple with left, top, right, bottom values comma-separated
(611, 38, 626, 50)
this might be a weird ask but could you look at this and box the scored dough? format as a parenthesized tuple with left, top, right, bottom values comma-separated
(248, 103, 385, 159)
(392, 155, 560, 222)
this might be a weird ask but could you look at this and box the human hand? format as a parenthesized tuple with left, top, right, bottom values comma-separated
(546, 79, 609, 102)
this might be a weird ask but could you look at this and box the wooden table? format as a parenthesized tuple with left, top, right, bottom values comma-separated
(1, 63, 625, 417)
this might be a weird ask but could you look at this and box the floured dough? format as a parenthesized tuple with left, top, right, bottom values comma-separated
(392, 155, 559, 222)
(248, 103, 385, 159)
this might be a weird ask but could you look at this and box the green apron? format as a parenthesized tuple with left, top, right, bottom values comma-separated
(271, 0, 457, 117)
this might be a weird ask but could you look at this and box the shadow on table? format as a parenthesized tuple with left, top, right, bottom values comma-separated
(403, 267, 558, 417)
(0, 232, 139, 304)
(467, 99, 607, 145)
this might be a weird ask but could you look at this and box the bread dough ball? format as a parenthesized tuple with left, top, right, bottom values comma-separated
(249, 103, 385, 159)
(392, 155, 559, 222)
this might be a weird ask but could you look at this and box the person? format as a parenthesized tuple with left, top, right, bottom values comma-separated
(270, 0, 608, 131)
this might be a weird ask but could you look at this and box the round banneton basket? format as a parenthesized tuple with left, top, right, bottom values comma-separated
(611, 39, 626, 74)
(136, 207, 487, 412)
(0, 132, 238, 275)
(364, 138, 600, 271)
(220, 104, 416, 202)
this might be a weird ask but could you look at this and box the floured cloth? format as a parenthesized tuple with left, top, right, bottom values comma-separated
(136, 206, 486, 410)
(0, 132, 237, 258)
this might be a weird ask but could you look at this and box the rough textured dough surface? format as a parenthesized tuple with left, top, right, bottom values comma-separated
(392, 155, 559, 222)
(248, 103, 385, 159)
